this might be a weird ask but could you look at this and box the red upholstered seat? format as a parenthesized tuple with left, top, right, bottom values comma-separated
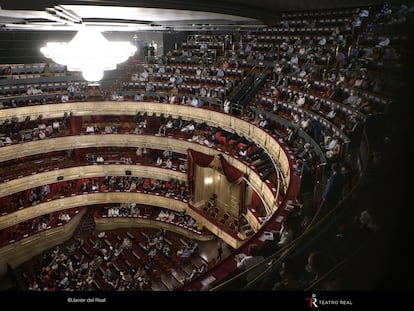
(217, 132, 227, 144)
(237, 143, 246, 150)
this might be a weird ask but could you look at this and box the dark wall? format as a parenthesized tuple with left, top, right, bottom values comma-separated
(0, 31, 76, 64)
(0, 0, 395, 24)
(163, 31, 188, 53)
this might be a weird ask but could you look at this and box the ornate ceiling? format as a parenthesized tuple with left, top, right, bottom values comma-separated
(0, 0, 393, 32)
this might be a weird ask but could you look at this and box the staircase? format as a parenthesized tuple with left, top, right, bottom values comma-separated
(228, 72, 267, 115)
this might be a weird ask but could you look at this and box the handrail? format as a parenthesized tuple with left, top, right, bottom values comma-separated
(251, 107, 328, 164)
(241, 73, 267, 107)
(257, 94, 351, 144)
(210, 126, 371, 291)
(304, 234, 375, 291)
(227, 66, 255, 100)
(210, 195, 344, 291)
(0, 81, 372, 292)
(231, 74, 255, 105)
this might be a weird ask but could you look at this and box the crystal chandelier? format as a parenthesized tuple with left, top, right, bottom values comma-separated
(40, 27, 137, 81)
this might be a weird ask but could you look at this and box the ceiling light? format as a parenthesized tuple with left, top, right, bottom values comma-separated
(40, 27, 136, 81)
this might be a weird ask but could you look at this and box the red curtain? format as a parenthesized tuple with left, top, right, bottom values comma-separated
(188, 149, 214, 167)
(187, 150, 195, 198)
(219, 154, 244, 183)
(70, 116, 82, 135)
(188, 149, 244, 184)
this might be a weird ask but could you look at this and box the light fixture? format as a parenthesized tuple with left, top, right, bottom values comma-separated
(40, 27, 136, 81)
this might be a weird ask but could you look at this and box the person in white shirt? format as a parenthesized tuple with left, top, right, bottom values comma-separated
(158, 210, 168, 220)
(325, 136, 340, 159)
(61, 95, 69, 103)
(168, 212, 175, 222)
(52, 120, 60, 133)
(156, 157, 163, 166)
(377, 37, 390, 47)
(238, 148, 247, 157)
(191, 97, 200, 107)
(169, 76, 176, 85)
(235, 244, 266, 282)
(169, 94, 176, 104)
(258, 116, 268, 128)
(290, 55, 299, 65)
(165, 158, 173, 169)
(5, 136, 12, 144)
(300, 115, 309, 131)
(104, 125, 112, 133)
(91, 183, 98, 191)
(296, 94, 306, 106)
(223, 99, 231, 113)
(181, 122, 195, 133)
(86, 125, 95, 133)
(343, 90, 359, 106)
(59, 212, 71, 222)
(140, 70, 149, 81)
(292, 113, 301, 125)
(38, 130, 46, 139)
(326, 109, 337, 119)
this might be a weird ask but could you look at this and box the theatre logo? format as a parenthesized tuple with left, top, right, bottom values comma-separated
(305, 293, 353, 308)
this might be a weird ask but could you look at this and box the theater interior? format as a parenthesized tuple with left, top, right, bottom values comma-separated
(0, 0, 412, 303)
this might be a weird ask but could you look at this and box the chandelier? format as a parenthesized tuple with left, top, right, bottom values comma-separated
(40, 27, 137, 81)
